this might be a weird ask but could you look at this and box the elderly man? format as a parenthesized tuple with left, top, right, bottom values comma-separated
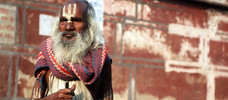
(31, 0, 113, 100)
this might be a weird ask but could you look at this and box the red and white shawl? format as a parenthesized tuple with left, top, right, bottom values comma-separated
(34, 38, 107, 85)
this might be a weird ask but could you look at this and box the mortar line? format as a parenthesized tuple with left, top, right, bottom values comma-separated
(104, 15, 169, 29)
(134, 66, 137, 100)
(7, 55, 13, 98)
(135, 0, 138, 19)
(128, 67, 132, 100)
(113, 63, 164, 69)
(122, 56, 165, 63)
(0, 50, 38, 57)
(14, 55, 19, 98)
(143, 2, 185, 12)
(15, 6, 19, 45)
(113, 22, 117, 57)
(0, 43, 40, 49)
(124, 17, 169, 26)
(141, 1, 143, 20)
(104, 13, 168, 26)
(22, 7, 26, 46)
(126, 19, 168, 26)
(0, 51, 17, 55)
(119, 19, 126, 64)
(124, 23, 168, 31)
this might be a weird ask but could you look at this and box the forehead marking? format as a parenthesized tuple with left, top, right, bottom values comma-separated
(62, 3, 77, 22)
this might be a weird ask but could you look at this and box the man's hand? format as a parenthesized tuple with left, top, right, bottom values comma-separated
(44, 84, 76, 100)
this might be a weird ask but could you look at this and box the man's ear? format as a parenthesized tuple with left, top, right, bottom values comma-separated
(83, 21, 89, 30)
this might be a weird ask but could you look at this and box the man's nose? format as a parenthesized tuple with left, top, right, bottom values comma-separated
(64, 22, 75, 31)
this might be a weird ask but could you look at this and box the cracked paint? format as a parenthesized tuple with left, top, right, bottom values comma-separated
(113, 88, 129, 100)
(123, 27, 172, 60)
(21, 56, 36, 65)
(18, 70, 35, 98)
(136, 92, 176, 100)
(178, 40, 200, 61)
(123, 26, 201, 61)
(104, 0, 135, 17)
(165, 9, 228, 100)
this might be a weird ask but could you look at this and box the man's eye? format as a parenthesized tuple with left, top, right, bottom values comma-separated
(71, 18, 82, 22)
(60, 21, 66, 25)
(60, 18, 68, 22)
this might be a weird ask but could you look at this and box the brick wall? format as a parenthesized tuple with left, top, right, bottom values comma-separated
(0, 0, 228, 100)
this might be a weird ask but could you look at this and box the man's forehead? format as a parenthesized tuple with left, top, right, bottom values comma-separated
(61, 1, 87, 16)
(62, 1, 87, 12)
(60, 1, 87, 22)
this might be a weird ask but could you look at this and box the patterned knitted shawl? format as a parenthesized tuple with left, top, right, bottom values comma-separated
(34, 38, 107, 85)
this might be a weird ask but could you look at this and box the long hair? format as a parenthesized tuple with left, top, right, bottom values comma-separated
(84, 0, 104, 48)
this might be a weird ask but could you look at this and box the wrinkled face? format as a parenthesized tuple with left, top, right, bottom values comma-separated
(59, 1, 87, 41)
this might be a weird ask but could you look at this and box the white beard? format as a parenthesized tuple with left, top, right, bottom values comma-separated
(51, 30, 92, 64)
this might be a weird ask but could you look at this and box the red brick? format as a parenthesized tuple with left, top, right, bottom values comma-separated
(18, 56, 36, 75)
(218, 21, 228, 32)
(122, 25, 166, 59)
(104, 0, 136, 18)
(116, 23, 122, 56)
(141, 4, 207, 28)
(17, 55, 36, 98)
(56, 0, 68, 4)
(25, 9, 57, 46)
(141, 0, 206, 12)
(136, 67, 207, 100)
(35, 0, 55, 3)
(215, 77, 228, 99)
(35, 0, 67, 5)
(17, 7, 24, 45)
(103, 21, 115, 55)
(137, 3, 143, 19)
(209, 41, 228, 66)
(112, 64, 130, 94)
(0, 54, 10, 97)
(165, 34, 200, 62)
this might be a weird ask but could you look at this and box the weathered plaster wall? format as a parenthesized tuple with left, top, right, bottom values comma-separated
(0, 0, 228, 100)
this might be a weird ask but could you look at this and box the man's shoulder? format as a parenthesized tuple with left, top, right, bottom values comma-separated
(105, 54, 112, 64)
